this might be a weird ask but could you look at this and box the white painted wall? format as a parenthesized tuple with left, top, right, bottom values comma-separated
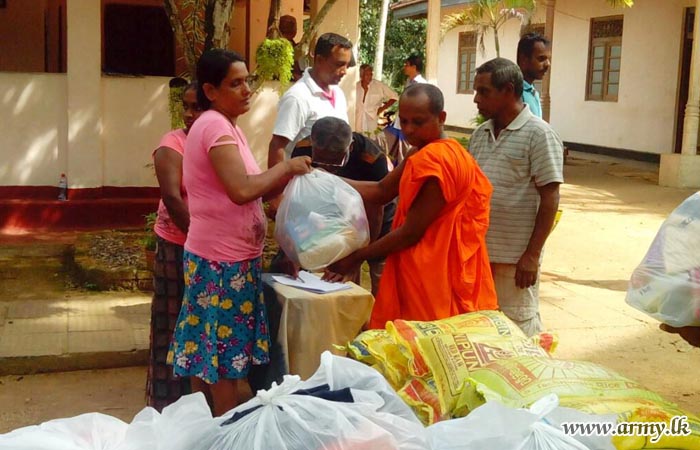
(1, 0, 360, 188)
(438, 8, 546, 129)
(549, 0, 692, 154)
(102, 76, 171, 187)
(0, 73, 68, 186)
(438, 1, 693, 156)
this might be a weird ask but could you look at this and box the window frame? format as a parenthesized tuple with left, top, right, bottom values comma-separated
(586, 15, 624, 102)
(457, 31, 477, 94)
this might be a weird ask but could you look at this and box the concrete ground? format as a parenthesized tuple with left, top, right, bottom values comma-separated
(0, 151, 699, 433)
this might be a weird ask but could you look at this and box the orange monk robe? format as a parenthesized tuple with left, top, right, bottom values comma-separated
(369, 138, 498, 329)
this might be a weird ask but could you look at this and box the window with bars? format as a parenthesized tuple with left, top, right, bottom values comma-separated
(587, 16, 623, 102)
(457, 32, 477, 94)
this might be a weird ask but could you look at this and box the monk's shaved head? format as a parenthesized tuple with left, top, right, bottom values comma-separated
(401, 83, 444, 115)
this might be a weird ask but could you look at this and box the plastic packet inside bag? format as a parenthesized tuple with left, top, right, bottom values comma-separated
(275, 170, 370, 271)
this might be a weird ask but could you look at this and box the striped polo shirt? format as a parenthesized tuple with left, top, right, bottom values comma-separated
(470, 105, 564, 264)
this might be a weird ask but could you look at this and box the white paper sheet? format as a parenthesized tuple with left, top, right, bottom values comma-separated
(271, 271, 352, 294)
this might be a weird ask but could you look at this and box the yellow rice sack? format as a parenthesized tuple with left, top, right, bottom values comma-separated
(396, 376, 447, 426)
(461, 356, 667, 412)
(386, 310, 530, 377)
(417, 333, 552, 417)
(345, 329, 409, 389)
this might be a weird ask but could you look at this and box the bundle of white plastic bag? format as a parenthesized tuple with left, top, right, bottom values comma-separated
(625, 192, 700, 327)
(208, 351, 428, 450)
(427, 394, 616, 450)
(0, 353, 426, 450)
(275, 170, 370, 271)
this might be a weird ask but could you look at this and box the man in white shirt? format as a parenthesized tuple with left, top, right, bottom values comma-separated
(268, 32, 353, 170)
(355, 64, 398, 134)
(403, 54, 428, 86)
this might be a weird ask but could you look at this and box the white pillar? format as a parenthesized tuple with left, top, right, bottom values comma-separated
(681, 1, 700, 157)
(425, 0, 440, 83)
(541, 0, 555, 123)
(66, 0, 103, 189)
(373, 0, 390, 81)
(659, 0, 700, 188)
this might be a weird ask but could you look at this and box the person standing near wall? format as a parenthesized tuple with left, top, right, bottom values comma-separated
(516, 33, 551, 119)
(167, 49, 311, 416)
(147, 82, 202, 411)
(470, 58, 563, 337)
(355, 63, 398, 135)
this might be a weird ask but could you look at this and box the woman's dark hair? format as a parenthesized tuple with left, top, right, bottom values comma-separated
(196, 48, 246, 110)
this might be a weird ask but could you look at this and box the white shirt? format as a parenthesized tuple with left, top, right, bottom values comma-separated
(406, 73, 428, 86)
(272, 68, 348, 156)
(470, 105, 564, 264)
(355, 79, 398, 133)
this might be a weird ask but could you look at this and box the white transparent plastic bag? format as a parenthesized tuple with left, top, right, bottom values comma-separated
(626, 192, 700, 327)
(117, 393, 220, 450)
(427, 394, 615, 450)
(275, 170, 370, 271)
(0, 413, 127, 450)
(209, 352, 428, 450)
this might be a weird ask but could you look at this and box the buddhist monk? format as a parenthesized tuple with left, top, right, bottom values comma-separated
(324, 83, 498, 329)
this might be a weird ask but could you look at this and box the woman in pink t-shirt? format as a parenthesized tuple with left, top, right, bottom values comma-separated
(167, 49, 311, 416)
(147, 82, 202, 411)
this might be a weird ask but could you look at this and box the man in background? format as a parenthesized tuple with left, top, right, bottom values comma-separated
(516, 33, 551, 119)
(355, 63, 398, 135)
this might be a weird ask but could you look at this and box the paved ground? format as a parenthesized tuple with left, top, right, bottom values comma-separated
(0, 151, 699, 433)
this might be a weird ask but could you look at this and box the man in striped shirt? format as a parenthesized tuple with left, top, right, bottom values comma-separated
(469, 58, 564, 336)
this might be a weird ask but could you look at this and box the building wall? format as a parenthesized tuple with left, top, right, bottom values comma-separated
(438, 7, 546, 129)
(1, 0, 360, 188)
(102, 76, 171, 187)
(0, 73, 68, 186)
(438, 1, 694, 156)
(549, 0, 693, 154)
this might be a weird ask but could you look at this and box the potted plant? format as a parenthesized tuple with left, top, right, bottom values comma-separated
(141, 212, 158, 271)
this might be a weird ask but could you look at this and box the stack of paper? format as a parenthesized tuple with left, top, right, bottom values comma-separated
(271, 271, 352, 294)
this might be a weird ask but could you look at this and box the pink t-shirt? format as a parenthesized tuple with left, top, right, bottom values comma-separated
(183, 110, 267, 263)
(153, 129, 188, 246)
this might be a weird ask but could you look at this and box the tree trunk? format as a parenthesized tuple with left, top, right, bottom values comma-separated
(267, 0, 281, 38)
(163, 0, 197, 77)
(297, 0, 339, 58)
(374, 0, 390, 81)
(493, 25, 500, 57)
(211, 0, 235, 49)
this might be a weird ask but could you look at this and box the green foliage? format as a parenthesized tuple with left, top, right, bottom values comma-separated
(140, 212, 158, 251)
(254, 38, 294, 91)
(169, 85, 186, 130)
(359, 0, 427, 92)
(442, 0, 536, 57)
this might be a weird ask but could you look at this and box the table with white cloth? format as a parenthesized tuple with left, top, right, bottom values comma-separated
(250, 274, 374, 389)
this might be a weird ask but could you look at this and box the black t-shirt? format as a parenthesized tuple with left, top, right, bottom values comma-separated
(291, 132, 396, 237)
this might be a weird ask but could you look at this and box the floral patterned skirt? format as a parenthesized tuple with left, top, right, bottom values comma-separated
(167, 251, 270, 384)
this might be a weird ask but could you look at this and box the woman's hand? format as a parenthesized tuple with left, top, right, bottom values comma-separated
(285, 156, 312, 176)
(322, 253, 361, 282)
